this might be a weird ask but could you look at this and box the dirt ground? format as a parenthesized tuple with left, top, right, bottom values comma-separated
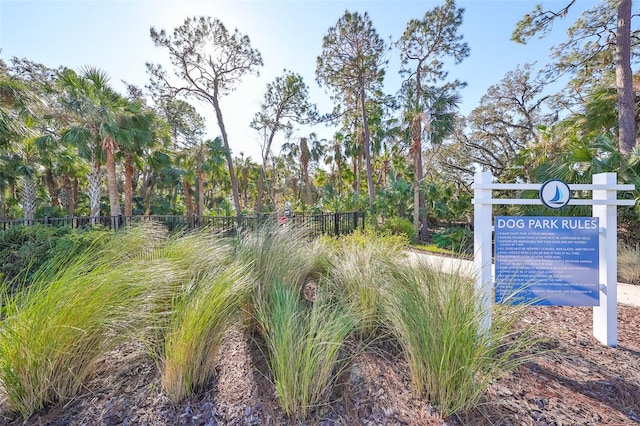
(1, 301, 638, 426)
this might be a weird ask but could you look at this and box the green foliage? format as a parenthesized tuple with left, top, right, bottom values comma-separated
(0, 225, 109, 288)
(162, 264, 250, 402)
(424, 180, 472, 223)
(0, 223, 543, 421)
(431, 226, 472, 255)
(374, 175, 412, 220)
(323, 230, 405, 335)
(240, 225, 354, 417)
(410, 243, 460, 258)
(378, 216, 415, 242)
(255, 281, 354, 418)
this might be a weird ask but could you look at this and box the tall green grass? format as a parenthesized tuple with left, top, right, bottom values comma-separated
(235, 224, 320, 329)
(382, 257, 536, 416)
(323, 230, 405, 334)
(0, 224, 168, 418)
(235, 223, 317, 290)
(255, 281, 354, 418)
(161, 264, 250, 402)
(0, 223, 543, 421)
(140, 230, 237, 341)
(243, 224, 355, 418)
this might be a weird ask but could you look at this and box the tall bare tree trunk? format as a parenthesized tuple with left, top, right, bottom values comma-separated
(183, 179, 194, 217)
(359, 84, 375, 204)
(197, 150, 205, 216)
(60, 175, 74, 216)
(72, 177, 78, 215)
(301, 137, 312, 207)
(256, 169, 265, 215)
(411, 116, 422, 239)
(124, 153, 134, 216)
(44, 168, 59, 208)
(89, 161, 102, 218)
(22, 176, 36, 223)
(616, 0, 635, 154)
(212, 98, 242, 215)
(104, 137, 121, 217)
(144, 174, 156, 216)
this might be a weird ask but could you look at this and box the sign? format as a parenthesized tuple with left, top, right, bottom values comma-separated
(494, 216, 599, 306)
(540, 179, 571, 209)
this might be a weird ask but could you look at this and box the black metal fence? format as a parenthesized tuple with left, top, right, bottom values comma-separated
(0, 212, 366, 237)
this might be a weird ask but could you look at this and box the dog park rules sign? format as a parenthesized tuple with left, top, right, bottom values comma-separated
(494, 216, 600, 306)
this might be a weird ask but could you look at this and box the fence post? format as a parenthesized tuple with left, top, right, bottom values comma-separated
(473, 171, 494, 331)
(334, 212, 340, 236)
(592, 173, 618, 347)
(353, 211, 358, 231)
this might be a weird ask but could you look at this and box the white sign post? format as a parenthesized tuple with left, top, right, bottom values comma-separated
(472, 172, 635, 347)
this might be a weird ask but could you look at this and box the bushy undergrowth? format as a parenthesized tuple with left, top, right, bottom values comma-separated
(431, 226, 473, 255)
(378, 216, 415, 242)
(0, 223, 540, 421)
(0, 225, 109, 289)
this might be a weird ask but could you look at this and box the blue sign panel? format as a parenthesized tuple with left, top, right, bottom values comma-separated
(494, 216, 600, 306)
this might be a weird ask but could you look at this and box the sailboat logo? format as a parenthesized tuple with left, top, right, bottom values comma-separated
(540, 179, 571, 209)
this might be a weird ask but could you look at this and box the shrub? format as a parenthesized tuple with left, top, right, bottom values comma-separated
(0, 225, 109, 289)
(431, 226, 472, 255)
(379, 217, 415, 242)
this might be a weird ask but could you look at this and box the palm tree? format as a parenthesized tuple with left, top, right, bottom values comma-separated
(118, 97, 159, 217)
(58, 67, 129, 218)
(16, 138, 39, 222)
(0, 65, 36, 150)
(280, 134, 323, 209)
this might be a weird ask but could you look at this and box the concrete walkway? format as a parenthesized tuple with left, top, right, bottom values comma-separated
(406, 252, 640, 307)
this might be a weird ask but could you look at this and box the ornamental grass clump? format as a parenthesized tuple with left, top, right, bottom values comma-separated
(0, 224, 168, 419)
(618, 242, 640, 284)
(255, 281, 354, 418)
(235, 224, 319, 328)
(141, 229, 237, 341)
(324, 230, 405, 335)
(242, 224, 354, 418)
(161, 263, 251, 402)
(383, 257, 536, 416)
(236, 223, 316, 290)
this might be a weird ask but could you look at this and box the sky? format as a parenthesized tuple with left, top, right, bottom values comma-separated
(0, 0, 601, 161)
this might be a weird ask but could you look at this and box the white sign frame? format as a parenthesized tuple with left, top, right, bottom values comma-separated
(472, 172, 635, 347)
